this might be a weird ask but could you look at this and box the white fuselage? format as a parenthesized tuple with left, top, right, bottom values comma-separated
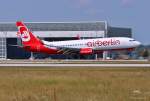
(42, 37, 141, 50)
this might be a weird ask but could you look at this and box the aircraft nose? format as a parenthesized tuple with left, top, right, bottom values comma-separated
(135, 41, 141, 46)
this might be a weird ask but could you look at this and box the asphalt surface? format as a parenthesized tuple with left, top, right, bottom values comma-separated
(0, 63, 150, 67)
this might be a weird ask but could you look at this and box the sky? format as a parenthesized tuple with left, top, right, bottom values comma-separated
(0, 0, 149, 44)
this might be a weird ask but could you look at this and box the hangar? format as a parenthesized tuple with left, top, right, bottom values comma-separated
(0, 21, 132, 59)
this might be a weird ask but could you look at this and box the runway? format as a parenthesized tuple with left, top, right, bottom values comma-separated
(0, 63, 150, 67)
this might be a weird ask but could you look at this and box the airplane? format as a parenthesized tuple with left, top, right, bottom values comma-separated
(16, 21, 141, 55)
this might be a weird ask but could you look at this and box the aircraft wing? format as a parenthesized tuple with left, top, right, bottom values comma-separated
(44, 44, 80, 54)
(42, 40, 93, 55)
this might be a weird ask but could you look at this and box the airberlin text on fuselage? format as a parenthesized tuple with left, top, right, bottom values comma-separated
(87, 39, 120, 47)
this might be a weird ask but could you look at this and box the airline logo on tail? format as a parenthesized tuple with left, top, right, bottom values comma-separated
(21, 30, 30, 42)
(17, 22, 31, 42)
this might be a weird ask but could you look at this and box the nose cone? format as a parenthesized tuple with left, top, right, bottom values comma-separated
(135, 41, 141, 47)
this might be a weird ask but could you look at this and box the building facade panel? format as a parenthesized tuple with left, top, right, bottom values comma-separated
(0, 38, 6, 59)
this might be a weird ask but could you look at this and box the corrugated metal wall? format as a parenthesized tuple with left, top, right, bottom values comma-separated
(108, 27, 132, 38)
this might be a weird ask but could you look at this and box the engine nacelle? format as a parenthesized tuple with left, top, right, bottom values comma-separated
(80, 48, 93, 55)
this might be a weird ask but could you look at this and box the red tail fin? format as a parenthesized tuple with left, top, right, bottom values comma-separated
(16, 21, 41, 46)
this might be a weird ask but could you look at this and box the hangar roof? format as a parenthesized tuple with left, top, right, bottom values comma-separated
(0, 21, 106, 31)
(0, 21, 132, 38)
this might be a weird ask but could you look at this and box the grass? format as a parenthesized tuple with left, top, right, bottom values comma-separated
(0, 67, 150, 101)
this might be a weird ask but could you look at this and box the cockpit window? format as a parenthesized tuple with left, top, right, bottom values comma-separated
(129, 39, 136, 42)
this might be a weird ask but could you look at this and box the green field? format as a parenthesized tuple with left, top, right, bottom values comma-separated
(0, 67, 150, 101)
